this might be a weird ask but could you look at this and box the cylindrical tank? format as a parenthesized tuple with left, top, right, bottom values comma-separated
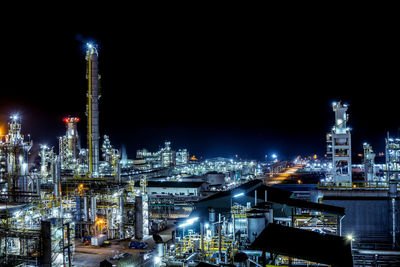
(247, 216, 265, 243)
(83, 196, 88, 221)
(156, 243, 165, 257)
(76, 196, 82, 221)
(91, 196, 96, 222)
(119, 195, 125, 239)
(209, 208, 216, 223)
(209, 208, 216, 235)
(206, 172, 226, 186)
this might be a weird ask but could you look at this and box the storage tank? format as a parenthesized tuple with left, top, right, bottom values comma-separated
(205, 172, 225, 186)
(247, 216, 265, 243)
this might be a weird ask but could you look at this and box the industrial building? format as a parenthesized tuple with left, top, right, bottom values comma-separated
(134, 141, 189, 170)
(2, 39, 400, 267)
(326, 101, 352, 185)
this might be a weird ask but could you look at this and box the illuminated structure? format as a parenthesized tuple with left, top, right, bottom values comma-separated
(363, 142, 376, 181)
(59, 117, 80, 170)
(0, 115, 33, 202)
(326, 102, 352, 184)
(101, 135, 121, 180)
(135, 141, 183, 170)
(384, 132, 400, 182)
(86, 43, 100, 177)
(176, 149, 189, 165)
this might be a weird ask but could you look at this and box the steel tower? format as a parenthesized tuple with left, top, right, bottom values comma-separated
(86, 43, 100, 177)
(326, 101, 352, 184)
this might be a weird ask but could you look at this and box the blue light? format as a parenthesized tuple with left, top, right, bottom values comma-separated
(233, 192, 244, 198)
(87, 43, 93, 49)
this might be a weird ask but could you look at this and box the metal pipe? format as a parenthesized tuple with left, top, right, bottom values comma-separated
(119, 194, 125, 239)
(91, 196, 96, 222)
(36, 175, 40, 199)
(389, 179, 397, 248)
(218, 213, 222, 263)
(392, 197, 396, 249)
(83, 196, 88, 222)
(200, 222, 204, 259)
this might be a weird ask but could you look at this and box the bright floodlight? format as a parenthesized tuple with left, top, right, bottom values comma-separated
(10, 114, 19, 121)
(346, 234, 354, 241)
(204, 223, 209, 229)
(272, 154, 277, 159)
(233, 192, 244, 198)
(178, 217, 199, 228)
(154, 256, 161, 264)
(87, 43, 93, 49)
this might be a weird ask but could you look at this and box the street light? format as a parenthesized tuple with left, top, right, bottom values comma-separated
(233, 192, 244, 198)
(154, 256, 161, 267)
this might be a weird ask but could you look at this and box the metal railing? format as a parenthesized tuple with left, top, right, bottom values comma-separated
(318, 181, 391, 190)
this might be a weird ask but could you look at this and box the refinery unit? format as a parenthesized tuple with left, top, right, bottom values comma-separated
(0, 42, 400, 267)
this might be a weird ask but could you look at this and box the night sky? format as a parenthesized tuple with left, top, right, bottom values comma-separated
(0, 14, 397, 162)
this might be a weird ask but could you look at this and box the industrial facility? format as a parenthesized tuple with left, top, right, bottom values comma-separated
(1, 42, 400, 267)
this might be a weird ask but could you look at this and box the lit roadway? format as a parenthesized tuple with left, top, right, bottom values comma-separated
(263, 164, 303, 185)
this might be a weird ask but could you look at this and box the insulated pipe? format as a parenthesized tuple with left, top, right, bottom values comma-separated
(36, 175, 40, 199)
(119, 194, 125, 239)
(91, 196, 96, 222)
(83, 196, 88, 221)
(389, 179, 397, 249)
(54, 156, 61, 198)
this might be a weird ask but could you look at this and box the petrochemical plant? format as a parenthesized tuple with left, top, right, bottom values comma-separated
(0, 43, 399, 267)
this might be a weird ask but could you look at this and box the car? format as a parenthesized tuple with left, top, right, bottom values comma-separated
(100, 240, 111, 247)
(110, 253, 130, 261)
(128, 241, 148, 249)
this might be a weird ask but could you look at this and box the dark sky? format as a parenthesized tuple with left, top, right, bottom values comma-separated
(0, 13, 398, 161)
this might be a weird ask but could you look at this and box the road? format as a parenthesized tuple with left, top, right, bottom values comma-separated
(263, 164, 303, 185)
(73, 220, 176, 266)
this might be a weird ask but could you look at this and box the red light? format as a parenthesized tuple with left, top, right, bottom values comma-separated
(63, 117, 79, 123)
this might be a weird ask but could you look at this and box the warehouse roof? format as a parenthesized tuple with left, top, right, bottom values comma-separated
(250, 223, 353, 266)
(195, 180, 344, 216)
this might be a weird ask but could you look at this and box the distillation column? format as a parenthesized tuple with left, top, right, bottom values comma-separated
(86, 44, 100, 177)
